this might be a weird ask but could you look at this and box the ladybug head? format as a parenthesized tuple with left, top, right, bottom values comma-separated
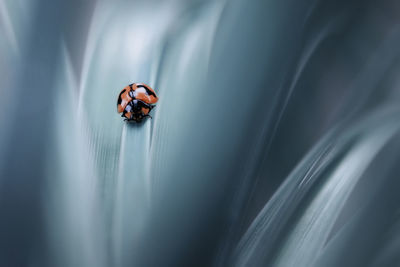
(131, 100, 142, 112)
(122, 100, 153, 122)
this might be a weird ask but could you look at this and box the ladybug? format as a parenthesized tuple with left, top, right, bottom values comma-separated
(117, 83, 158, 122)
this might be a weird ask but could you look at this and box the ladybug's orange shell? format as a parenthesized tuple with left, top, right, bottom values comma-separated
(117, 86, 133, 113)
(117, 83, 158, 114)
(132, 83, 158, 104)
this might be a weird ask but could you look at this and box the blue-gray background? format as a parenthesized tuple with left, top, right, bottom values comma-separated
(1, 0, 400, 266)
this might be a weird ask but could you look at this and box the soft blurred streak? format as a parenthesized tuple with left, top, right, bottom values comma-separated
(0, 0, 34, 55)
(274, 116, 399, 267)
(0, 0, 18, 53)
(232, 108, 400, 266)
(45, 46, 106, 267)
(0, 0, 33, 183)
